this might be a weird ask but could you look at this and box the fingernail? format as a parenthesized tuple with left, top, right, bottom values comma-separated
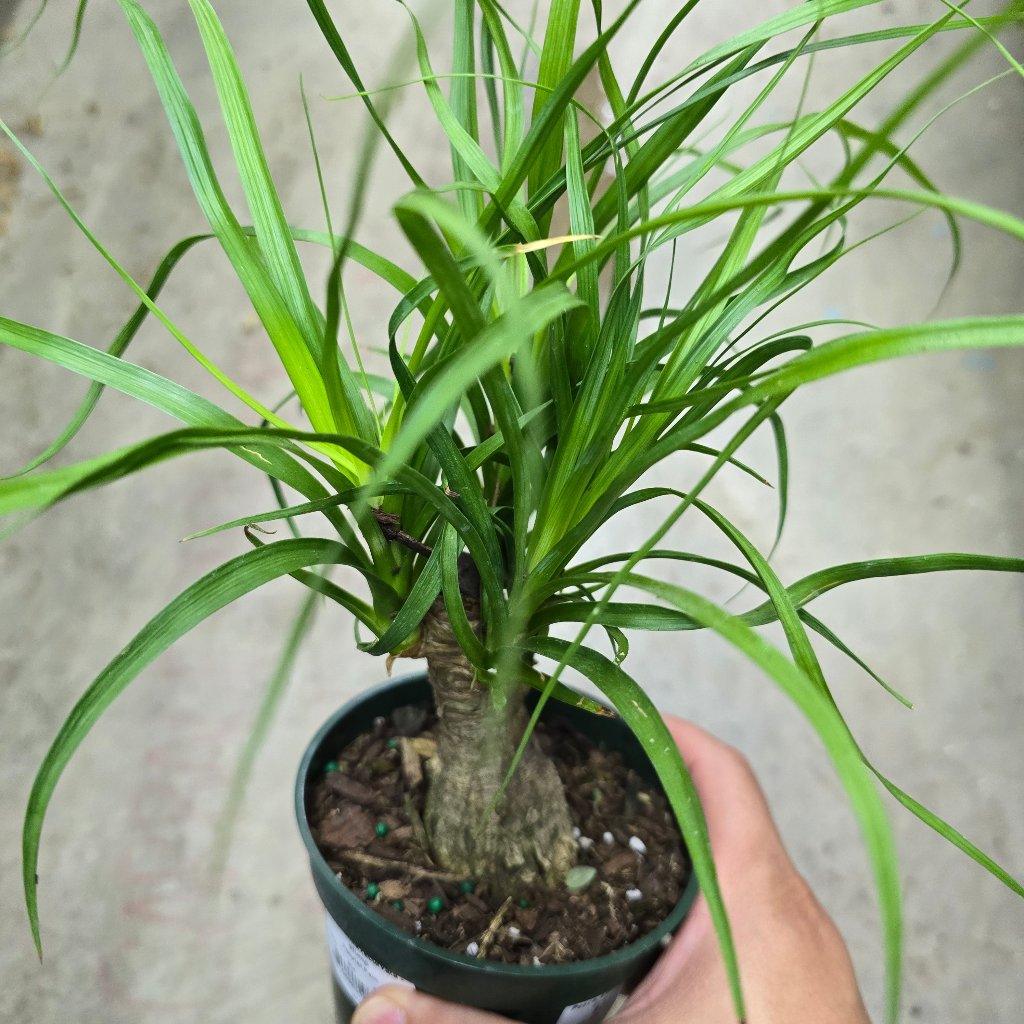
(351, 993, 408, 1024)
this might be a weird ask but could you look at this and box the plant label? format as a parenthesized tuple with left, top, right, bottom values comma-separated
(324, 912, 413, 1006)
(555, 986, 622, 1024)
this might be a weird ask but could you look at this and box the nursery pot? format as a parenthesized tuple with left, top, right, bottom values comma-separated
(296, 673, 698, 1024)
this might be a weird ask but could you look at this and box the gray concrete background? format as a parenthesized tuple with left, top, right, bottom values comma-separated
(0, 1, 1021, 1021)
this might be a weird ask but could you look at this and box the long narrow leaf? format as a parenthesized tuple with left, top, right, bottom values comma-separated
(116, 0, 342, 449)
(24, 538, 354, 954)
(188, 0, 323, 357)
(0, 117, 282, 429)
(523, 637, 746, 1021)
(2, 233, 210, 478)
(0, 317, 353, 537)
(593, 578, 904, 1023)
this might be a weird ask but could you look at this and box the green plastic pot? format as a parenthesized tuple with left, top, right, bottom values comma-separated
(296, 673, 697, 1024)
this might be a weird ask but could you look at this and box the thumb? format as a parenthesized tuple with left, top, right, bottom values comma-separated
(352, 984, 515, 1024)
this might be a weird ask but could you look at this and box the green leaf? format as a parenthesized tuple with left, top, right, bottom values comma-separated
(488, 0, 644, 230)
(242, 528, 392, 630)
(645, 0, 942, 102)
(187, 0, 322, 356)
(451, 0, 483, 222)
(180, 484, 407, 542)
(379, 293, 581, 488)
(362, 542, 443, 656)
(0, 424, 370, 532)
(438, 523, 488, 669)
(24, 538, 354, 954)
(744, 553, 1024, 624)
(54, 0, 89, 77)
(1, 0, 87, 70)
(766, 412, 789, 552)
(303, 0, 425, 187)
(116, 0, 344, 452)
(584, 578, 904, 1024)
(0, 317, 354, 538)
(1, 234, 210, 479)
(519, 664, 617, 719)
(523, 637, 746, 1021)
(0, 218, 415, 478)
(0, 117, 281, 430)
(590, 45, 763, 233)
(872, 769, 1024, 899)
(529, 0, 582, 218)
(634, 317, 1024, 426)
(386, 336, 506, 620)
(626, 0, 702, 103)
(594, 547, 1024, 908)
(477, 0, 526, 175)
(693, 497, 830, 695)
(563, 107, 600, 347)
(289, 566, 389, 633)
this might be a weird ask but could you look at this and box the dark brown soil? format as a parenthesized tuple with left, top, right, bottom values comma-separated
(309, 704, 690, 965)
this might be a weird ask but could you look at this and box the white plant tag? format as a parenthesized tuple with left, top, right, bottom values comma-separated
(324, 912, 414, 1006)
(555, 985, 622, 1024)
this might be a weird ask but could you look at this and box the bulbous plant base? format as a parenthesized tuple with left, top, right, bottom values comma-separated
(410, 590, 577, 890)
(424, 726, 578, 889)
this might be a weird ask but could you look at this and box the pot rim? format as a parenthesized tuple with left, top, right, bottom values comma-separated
(295, 671, 698, 979)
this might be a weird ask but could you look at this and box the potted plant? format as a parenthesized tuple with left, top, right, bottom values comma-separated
(2, 0, 1022, 1021)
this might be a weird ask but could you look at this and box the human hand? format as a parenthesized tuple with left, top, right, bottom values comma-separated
(350, 716, 870, 1024)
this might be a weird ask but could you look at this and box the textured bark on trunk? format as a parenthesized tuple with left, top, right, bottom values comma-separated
(410, 597, 576, 890)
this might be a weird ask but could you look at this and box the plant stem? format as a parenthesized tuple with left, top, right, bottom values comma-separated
(412, 589, 576, 889)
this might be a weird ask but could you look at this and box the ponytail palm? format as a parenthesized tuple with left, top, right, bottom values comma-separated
(2, 1, 1023, 1021)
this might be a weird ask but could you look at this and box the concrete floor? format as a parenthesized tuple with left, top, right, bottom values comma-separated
(1, 2, 1022, 1022)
